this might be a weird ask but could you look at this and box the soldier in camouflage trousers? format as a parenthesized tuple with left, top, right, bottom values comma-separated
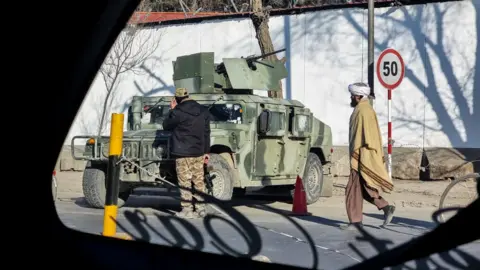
(176, 156, 206, 218)
(163, 87, 211, 219)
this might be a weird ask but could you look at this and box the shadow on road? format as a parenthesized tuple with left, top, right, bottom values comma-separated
(64, 179, 480, 269)
(346, 222, 480, 270)
(247, 204, 380, 230)
(71, 188, 287, 213)
(365, 213, 436, 231)
(115, 192, 324, 268)
(105, 185, 480, 269)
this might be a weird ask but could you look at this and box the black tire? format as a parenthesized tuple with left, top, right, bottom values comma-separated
(292, 153, 324, 205)
(82, 162, 131, 209)
(208, 153, 234, 201)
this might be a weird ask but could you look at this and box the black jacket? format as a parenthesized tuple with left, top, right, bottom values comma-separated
(162, 99, 211, 158)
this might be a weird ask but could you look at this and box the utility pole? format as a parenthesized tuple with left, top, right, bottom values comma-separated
(368, 0, 374, 106)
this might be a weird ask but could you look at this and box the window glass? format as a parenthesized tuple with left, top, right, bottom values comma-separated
(295, 114, 310, 132)
(204, 103, 243, 124)
(142, 105, 170, 124)
(269, 111, 285, 132)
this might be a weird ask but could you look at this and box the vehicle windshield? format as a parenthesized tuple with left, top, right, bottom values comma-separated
(141, 103, 243, 125)
(204, 103, 243, 123)
(142, 105, 170, 125)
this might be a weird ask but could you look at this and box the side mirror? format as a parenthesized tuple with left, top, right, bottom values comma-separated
(258, 109, 271, 134)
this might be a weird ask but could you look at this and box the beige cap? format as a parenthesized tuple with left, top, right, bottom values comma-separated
(175, 87, 188, 97)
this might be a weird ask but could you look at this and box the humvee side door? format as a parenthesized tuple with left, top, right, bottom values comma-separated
(253, 104, 286, 177)
(282, 106, 312, 177)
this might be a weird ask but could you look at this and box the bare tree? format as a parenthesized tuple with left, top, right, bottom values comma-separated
(96, 0, 162, 137)
(250, 0, 286, 98)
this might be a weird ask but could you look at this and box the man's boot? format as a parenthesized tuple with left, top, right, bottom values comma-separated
(339, 222, 363, 231)
(381, 205, 396, 227)
(175, 206, 196, 219)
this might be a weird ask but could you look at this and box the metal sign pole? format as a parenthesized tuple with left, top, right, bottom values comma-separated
(387, 88, 392, 179)
(368, 0, 375, 106)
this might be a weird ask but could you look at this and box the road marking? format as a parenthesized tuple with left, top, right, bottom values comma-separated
(255, 225, 361, 263)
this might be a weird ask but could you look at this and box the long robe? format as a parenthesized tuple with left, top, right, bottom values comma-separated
(349, 99, 394, 193)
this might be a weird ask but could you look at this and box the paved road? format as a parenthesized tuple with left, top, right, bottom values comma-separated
(56, 193, 480, 270)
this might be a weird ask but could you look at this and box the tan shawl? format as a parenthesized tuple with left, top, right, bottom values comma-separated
(349, 100, 394, 193)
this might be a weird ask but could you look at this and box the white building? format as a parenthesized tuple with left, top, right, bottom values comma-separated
(67, 0, 479, 153)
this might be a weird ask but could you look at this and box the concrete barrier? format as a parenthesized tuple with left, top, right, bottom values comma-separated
(330, 146, 478, 180)
(56, 145, 87, 172)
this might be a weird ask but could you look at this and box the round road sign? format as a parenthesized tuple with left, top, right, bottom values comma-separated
(376, 48, 405, 90)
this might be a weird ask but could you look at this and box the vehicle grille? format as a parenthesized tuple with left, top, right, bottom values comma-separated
(123, 142, 139, 158)
(100, 140, 169, 160)
(100, 142, 139, 159)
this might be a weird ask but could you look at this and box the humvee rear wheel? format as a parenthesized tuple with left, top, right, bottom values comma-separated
(292, 153, 324, 205)
(208, 153, 234, 201)
(82, 162, 131, 209)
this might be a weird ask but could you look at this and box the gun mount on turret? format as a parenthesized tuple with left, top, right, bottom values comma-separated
(172, 49, 287, 95)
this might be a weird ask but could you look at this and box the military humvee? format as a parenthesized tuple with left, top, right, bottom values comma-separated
(71, 49, 334, 209)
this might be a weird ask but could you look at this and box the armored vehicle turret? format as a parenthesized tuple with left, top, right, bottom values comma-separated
(72, 50, 334, 209)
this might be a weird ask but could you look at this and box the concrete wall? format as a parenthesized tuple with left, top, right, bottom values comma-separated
(60, 1, 480, 179)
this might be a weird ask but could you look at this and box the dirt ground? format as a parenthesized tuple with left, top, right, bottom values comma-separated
(55, 171, 477, 211)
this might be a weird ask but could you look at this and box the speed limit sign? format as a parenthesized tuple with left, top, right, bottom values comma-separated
(376, 48, 405, 90)
(376, 48, 405, 180)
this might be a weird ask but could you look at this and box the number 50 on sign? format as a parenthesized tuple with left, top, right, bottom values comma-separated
(376, 48, 405, 90)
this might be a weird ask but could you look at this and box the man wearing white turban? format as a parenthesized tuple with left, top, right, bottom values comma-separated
(348, 82, 372, 105)
(340, 82, 396, 230)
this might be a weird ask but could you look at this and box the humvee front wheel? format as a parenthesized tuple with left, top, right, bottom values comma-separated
(82, 162, 131, 209)
(292, 153, 324, 205)
(208, 153, 234, 201)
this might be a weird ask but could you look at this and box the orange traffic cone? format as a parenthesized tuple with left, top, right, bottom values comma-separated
(290, 175, 311, 216)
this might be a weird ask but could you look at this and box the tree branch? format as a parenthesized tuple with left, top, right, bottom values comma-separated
(250, 1, 283, 98)
(95, 0, 162, 136)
